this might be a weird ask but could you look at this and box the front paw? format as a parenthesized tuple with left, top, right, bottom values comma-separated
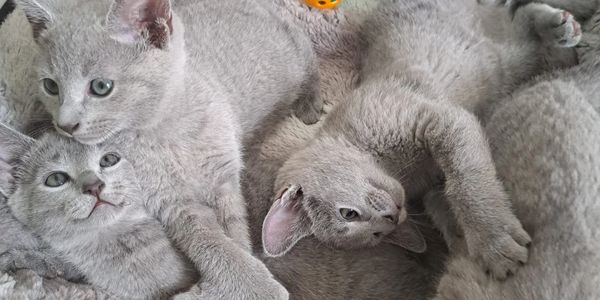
(173, 276, 289, 300)
(0, 249, 64, 279)
(468, 224, 531, 280)
(535, 7, 582, 47)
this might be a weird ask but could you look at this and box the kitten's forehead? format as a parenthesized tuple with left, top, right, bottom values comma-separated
(37, 1, 143, 77)
(32, 133, 96, 161)
(25, 134, 95, 169)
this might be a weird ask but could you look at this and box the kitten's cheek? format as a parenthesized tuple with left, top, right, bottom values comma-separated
(67, 204, 93, 220)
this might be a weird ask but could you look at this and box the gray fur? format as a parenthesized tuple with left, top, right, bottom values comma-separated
(0, 125, 198, 299)
(263, 0, 582, 280)
(433, 3, 600, 299)
(11, 0, 326, 297)
(241, 2, 449, 299)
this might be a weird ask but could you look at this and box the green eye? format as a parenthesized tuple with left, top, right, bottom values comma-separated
(45, 172, 70, 187)
(43, 79, 59, 95)
(100, 152, 121, 168)
(90, 79, 114, 97)
(339, 208, 360, 221)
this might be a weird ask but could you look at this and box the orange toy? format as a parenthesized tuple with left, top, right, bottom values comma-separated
(305, 0, 342, 10)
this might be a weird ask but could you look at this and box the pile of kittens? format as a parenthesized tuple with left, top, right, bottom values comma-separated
(0, 0, 596, 299)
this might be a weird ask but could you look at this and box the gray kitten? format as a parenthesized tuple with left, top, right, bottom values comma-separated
(0, 123, 199, 299)
(10, 0, 323, 297)
(432, 2, 600, 299)
(262, 0, 581, 279)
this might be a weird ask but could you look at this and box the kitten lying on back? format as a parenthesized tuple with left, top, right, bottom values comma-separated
(262, 0, 581, 279)
(0, 123, 198, 299)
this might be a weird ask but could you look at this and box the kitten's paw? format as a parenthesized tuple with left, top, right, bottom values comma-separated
(0, 249, 67, 279)
(536, 8, 582, 48)
(177, 279, 289, 300)
(470, 224, 531, 280)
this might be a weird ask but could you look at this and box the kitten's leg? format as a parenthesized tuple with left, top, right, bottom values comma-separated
(293, 58, 323, 125)
(0, 248, 82, 281)
(423, 189, 466, 255)
(512, 2, 582, 47)
(161, 202, 288, 299)
(404, 103, 531, 279)
(216, 181, 251, 251)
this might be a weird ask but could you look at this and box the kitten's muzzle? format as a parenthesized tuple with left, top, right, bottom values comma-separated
(55, 121, 80, 137)
(82, 177, 105, 197)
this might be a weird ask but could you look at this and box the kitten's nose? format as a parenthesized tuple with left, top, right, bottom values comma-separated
(83, 179, 105, 196)
(57, 122, 80, 135)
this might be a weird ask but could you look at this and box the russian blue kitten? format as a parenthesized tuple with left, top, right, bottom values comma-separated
(432, 2, 600, 299)
(262, 0, 581, 280)
(0, 123, 198, 299)
(11, 0, 322, 297)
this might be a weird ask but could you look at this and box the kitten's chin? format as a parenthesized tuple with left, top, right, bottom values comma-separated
(88, 202, 126, 224)
(73, 130, 118, 145)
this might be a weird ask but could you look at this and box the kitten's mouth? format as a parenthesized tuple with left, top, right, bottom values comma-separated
(93, 199, 115, 209)
(88, 197, 117, 217)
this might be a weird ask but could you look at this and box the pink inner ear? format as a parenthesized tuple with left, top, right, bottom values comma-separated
(262, 195, 311, 257)
(107, 0, 172, 47)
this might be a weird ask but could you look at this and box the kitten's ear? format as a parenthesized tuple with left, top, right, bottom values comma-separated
(384, 220, 427, 253)
(16, 0, 53, 40)
(262, 184, 312, 257)
(0, 123, 34, 196)
(106, 0, 173, 49)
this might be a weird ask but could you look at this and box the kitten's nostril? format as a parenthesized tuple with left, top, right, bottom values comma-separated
(83, 180, 105, 196)
(57, 122, 80, 135)
(373, 232, 382, 238)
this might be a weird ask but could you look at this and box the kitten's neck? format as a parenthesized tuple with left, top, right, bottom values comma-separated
(140, 13, 189, 130)
(44, 205, 151, 250)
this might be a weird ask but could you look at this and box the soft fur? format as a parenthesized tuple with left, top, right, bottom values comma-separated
(261, 0, 584, 280)
(0, 0, 597, 299)
(0, 125, 198, 299)
(433, 2, 600, 299)
(8, 0, 328, 297)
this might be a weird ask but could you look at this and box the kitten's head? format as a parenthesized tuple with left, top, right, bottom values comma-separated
(17, 0, 183, 144)
(0, 123, 140, 232)
(262, 139, 425, 257)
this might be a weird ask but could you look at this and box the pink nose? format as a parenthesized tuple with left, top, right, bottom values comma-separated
(367, 191, 401, 222)
(83, 180, 105, 196)
(57, 122, 80, 135)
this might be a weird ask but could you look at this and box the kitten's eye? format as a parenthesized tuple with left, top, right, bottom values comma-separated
(90, 79, 114, 97)
(42, 79, 59, 95)
(45, 172, 70, 187)
(339, 208, 360, 221)
(100, 153, 121, 168)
